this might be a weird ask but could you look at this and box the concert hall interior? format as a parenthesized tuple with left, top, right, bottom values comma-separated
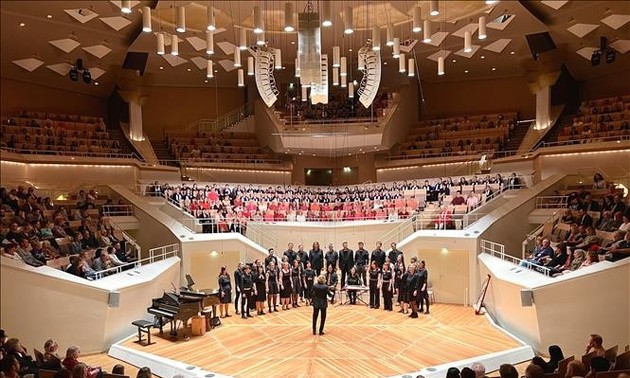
(1, 1, 629, 378)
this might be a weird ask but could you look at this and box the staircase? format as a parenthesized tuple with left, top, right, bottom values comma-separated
(108, 128, 137, 156)
(150, 138, 177, 166)
(539, 113, 575, 148)
(504, 122, 531, 152)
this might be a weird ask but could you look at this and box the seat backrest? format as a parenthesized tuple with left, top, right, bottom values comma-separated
(606, 345, 619, 362)
(39, 369, 59, 378)
(33, 348, 45, 366)
(558, 355, 575, 377)
(595, 369, 630, 378)
(102, 373, 130, 378)
(583, 350, 598, 369)
(612, 350, 630, 370)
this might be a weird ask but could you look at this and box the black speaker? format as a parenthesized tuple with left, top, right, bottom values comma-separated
(525, 32, 556, 61)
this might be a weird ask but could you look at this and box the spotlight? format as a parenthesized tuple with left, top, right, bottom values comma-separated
(605, 48, 616, 64)
(82, 69, 91, 84)
(591, 51, 601, 66)
(69, 67, 79, 81)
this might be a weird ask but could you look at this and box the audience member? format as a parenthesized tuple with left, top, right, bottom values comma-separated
(565, 360, 587, 378)
(62, 346, 101, 378)
(136, 367, 152, 378)
(498, 364, 518, 378)
(470, 362, 486, 378)
(584, 334, 605, 357)
(525, 364, 545, 378)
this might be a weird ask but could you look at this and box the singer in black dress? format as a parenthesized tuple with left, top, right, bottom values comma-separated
(381, 262, 394, 311)
(291, 259, 302, 308)
(303, 260, 316, 305)
(279, 262, 293, 310)
(266, 261, 279, 312)
(218, 266, 232, 318)
(393, 254, 406, 306)
(254, 265, 267, 315)
(368, 261, 381, 309)
(239, 265, 255, 318)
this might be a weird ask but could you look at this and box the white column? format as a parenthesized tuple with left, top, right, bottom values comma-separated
(535, 84, 550, 130)
(129, 99, 144, 141)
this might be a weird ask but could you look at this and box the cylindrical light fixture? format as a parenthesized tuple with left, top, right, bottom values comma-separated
(247, 56, 255, 76)
(284, 2, 295, 32)
(234, 48, 241, 67)
(207, 5, 215, 31)
(344, 6, 353, 34)
(332, 67, 339, 86)
(393, 37, 400, 58)
(253, 6, 263, 34)
(301, 85, 307, 101)
(430, 0, 440, 16)
(372, 27, 381, 51)
(176, 6, 186, 33)
(295, 57, 300, 77)
(332, 46, 340, 67)
(464, 30, 472, 52)
(340, 56, 347, 76)
(239, 28, 247, 50)
(478, 16, 487, 40)
(386, 23, 394, 46)
(358, 54, 365, 71)
(423, 20, 432, 43)
(275, 49, 282, 69)
(207, 60, 214, 78)
(322, 1, 332, 27)
(408, 58, 415, 77)
(171, 33, 178, 56)
(399, 53, 406, 73)
(142, 6, 152, 32)
(256, 32, 265, 46)
(121, 0, 131, 14)
(157, 32, 165, 55)
(340, 74, 347, 88)
(486, 0, 498, 4)
(206, 31, 214, 54)
(412, 6, 422, 33)
(348, 81, 354, 98)
(438, 56, 445, 75)
(238, 69, 244, 87)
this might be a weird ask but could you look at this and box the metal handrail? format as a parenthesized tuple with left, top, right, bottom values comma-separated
(185, 101, 255, 134)
(540, 133, 630, 148)
(102, 204, 134, 217)
(480, 239, 552, 277)
(93, 243, 178, 280)
(535, 196, 569, 209)
(0, 147, 138, 160)
(103, 216, 141, 259)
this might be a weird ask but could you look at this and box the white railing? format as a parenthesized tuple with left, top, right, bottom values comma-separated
(103, 216, 141, 259)
(93, 243, 179, 280)
(480, 239, 552, 277)
(522, 210, 562, 259)
(535, 196, 569, 209)
(101, 204, 134, 216)
(185, 101, 255, 134)
(244, 222, 278, 249)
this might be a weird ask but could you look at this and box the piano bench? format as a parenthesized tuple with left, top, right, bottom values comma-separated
(131, 320, 156, 346)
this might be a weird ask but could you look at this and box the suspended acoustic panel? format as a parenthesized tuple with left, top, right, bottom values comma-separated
(252, 47, 280, 107)
(357, 46, 382, 108)
(310, 54, 329, 105)
(298, 11, 322, 87)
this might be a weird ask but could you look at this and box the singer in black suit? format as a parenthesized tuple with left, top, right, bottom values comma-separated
(312, 275, 331, 335)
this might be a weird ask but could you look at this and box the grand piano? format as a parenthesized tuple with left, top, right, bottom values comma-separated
(147, 275, 220, 338)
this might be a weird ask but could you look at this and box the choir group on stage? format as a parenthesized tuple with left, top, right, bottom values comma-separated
(216, 241, 431, 320)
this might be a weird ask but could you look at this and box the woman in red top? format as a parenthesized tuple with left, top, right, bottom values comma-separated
(62, 346, 101, 378)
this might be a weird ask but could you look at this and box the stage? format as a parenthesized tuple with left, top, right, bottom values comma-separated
(109, 303, 533, 378)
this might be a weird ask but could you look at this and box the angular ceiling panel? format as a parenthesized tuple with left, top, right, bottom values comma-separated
(186, 36, 207, 51)
(100, 16, 132, 31)
(190, 57, 208, 70)
(601, 14, 630, 30)
(63, 8, 99, 24)
(576, 47, 599, 60)
(83, 45, 112, 59)
(218, 59, 236, 72)
(454, 45, 482, 58)
(424, 32, 449, 47)
(12, 58, 44, 72)
(452, 23, 479, 38)
(609, 39, 630, 54)
(487, 14, 516, 30)
(426, 50, 452, 62)
(49, 38, 81, 53)
(46, 63, 72, 76)
(217, 41, 237, 55)
(162, 54, 188, 67)
(540, 1, 569, 10)
(88, 67, 106, 79)
(567, 23, 599, 38)
(483, 39, 512, 53)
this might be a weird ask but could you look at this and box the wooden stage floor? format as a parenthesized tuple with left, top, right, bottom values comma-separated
(121, 303, 521, 378)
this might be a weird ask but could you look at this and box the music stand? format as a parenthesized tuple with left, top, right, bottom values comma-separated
(185, 274, 195, 291)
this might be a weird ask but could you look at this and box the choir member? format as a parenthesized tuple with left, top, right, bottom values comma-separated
(303, 260, 316, 306)
(279, 261, 293, 310)
(239, 265, 255, 319)
(393, 254, 406, 307)
(381, 262, 394, 311)
(218, 266, 232, 318)
(407, 264, 420, 318)
(254, 265, 267, 315)
(368, 261, 381, 309)
(233, 262, 243, 315)
(418, 260, 430, 314)
(345, 266, 362, 305)
(266, 261, 279, 312)
(355, 241, 370, 284)
(309, 241, 324, 276)
(325, 264, 339, 304)
(291, 259, 303, 308)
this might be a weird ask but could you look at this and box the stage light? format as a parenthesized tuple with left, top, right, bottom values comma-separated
(141, 6, 152, 32)
(430, 0, 439, 16)
(344, 6, 354, 34)
(412, 7, 422, 33)
(321, 1, 332, 27)
(157, 32, 165, 55)
(176, 6, 186, 33)
(82, 69, 91, 84)
(121, 0, 131, 14)
(254, 6, 263, 34)
(206, 31, 214, 55)
(591, 51, 601, 66)
(479, 16, 487, 40)
(284, 2, 295, 32)
(605, 48, 616, 64)
(372, 27, 381, 51)
(69, 67, 79, 81)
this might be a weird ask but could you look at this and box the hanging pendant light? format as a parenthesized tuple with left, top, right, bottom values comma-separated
(332, 67, 339, 86)
(207, 4, 216, 31)
(121, 0, 131, 14)
(157, 32, 165, 55)
(344, 6, 353, 34)
(284, 2, 295, 32)
(275, 49, 282, 69)
(408, 58, 415, 77)
(430, 0, 439, 16)
(464, 31, 472, 52)
(322, 1, 332, 27)
(348, 81, 354, 98)
(478, 16, 487, 40)
(398, 53, 406, 73)
(207, 60, 214, 78)
(340, 74, 347, 88)
(301, 85, 307, 101)
(256, 32, 265, 46)
(171, 34, 178, 56)
(438, 56, 445, 75)
(423, 20, 432, 43)
(206, 31, 214, 54)
(412, 7, 422, 33)
(295, 57, 300, 77)
(393, 37, 400, 58)
(253, 6, 263, 34)
(141, 6, 152, 32)
(238, 69, 245, 87)
(234, 48, 241, 68)
(386, 23, 394, 46)
(372, 27, 381, 51)
(332, 46, 340, 68)
(340, 56, 347, 76)
(247, 56, 254, 76)
(239, 28, 247, 50)
(176, 6, 186, 33)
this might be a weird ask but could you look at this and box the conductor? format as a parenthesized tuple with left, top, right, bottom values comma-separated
(312, 275, 331, 335)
